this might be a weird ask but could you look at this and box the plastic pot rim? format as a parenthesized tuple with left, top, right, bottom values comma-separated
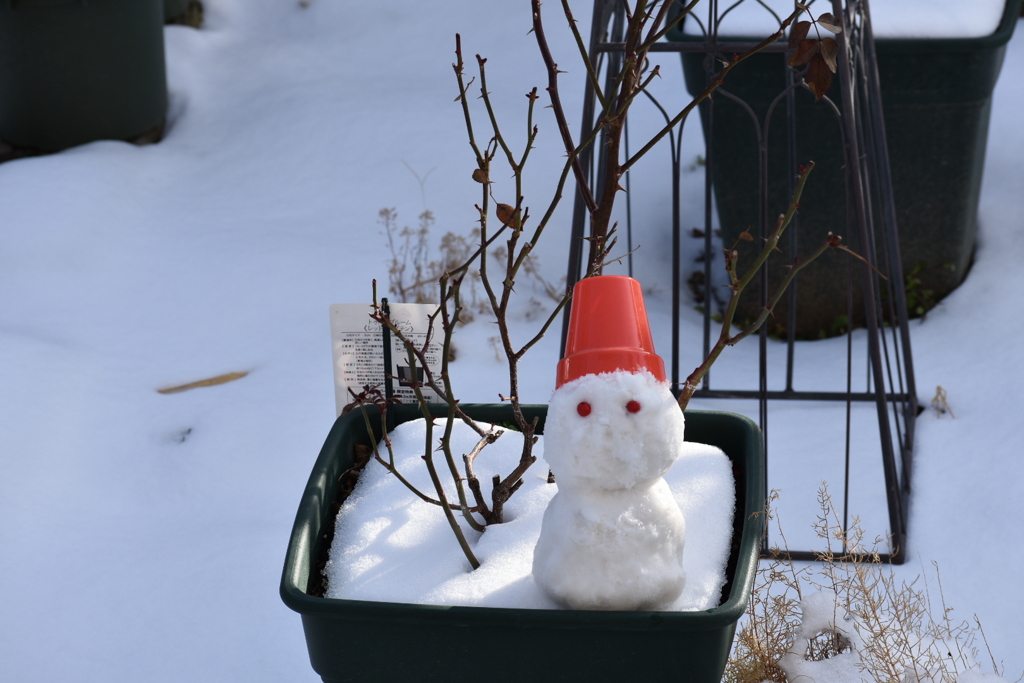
(280, 405, 764, 631)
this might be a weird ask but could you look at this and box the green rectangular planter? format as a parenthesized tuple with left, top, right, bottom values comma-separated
(281, 404, 765, 683)
(669, 0, 1022, 337)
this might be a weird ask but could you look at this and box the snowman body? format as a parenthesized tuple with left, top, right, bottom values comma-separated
(532, 369, 687, 610)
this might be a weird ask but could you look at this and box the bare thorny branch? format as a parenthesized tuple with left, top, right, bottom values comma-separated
(455, 38, 572, 525)
(360, 29, 577, 564)
(532, 0, 806, 275)
(369, 0, 877, 571)
(533, 3, 868, 411)
(678, 162, 827, 408)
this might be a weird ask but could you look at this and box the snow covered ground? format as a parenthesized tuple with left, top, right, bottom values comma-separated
(1, 1, 1022, 680)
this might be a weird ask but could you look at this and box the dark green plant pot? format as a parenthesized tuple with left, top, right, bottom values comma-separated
(0, 0, 167, 151)
(163, 0, 189, 22)
(669, 0, 1022, 337)
(280, 403, 765, 683)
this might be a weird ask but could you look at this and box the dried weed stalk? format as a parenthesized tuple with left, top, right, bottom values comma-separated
(380, 208, 480, 313)
(381, 207, 563, 321)
(726, 486, 1010, 683)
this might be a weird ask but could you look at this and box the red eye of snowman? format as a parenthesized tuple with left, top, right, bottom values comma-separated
(626, 400, 641, 414)
(577, 402, 592, 417)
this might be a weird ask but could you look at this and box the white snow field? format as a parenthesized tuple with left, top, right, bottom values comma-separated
(1, 1, 1023, 681)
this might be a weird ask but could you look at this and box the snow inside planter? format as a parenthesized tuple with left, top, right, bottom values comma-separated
(280, 403, 765, 683)
(325, 410, 732, 611)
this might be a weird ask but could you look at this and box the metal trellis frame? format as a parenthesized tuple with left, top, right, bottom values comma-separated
(562, 0, 918, 563)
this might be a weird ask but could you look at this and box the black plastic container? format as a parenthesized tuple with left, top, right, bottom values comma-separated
(164, 0, 189, 22)
(0, 0, 167, 151)
(281, 404, 765, 683)
(670, 0, 1022, 337)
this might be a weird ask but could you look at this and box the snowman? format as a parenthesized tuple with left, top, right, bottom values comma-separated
(532, 275, 687, 611)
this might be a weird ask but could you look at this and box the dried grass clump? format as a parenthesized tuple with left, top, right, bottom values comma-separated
(380, 208, 474, 307)
(725, 486, 1012, 683)
(379, 207, 563, 318)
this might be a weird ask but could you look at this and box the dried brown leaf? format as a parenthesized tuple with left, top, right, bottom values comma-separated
(806, 53, 834, 101)
(157, 371, 249, 394)
(738, 229, 754, 242)
(496, 203, 518, 227)
(817, 12, 843, 34)
(789, 20, 811, 48)
(472, 168, 489, 184)
(789, 39, 820, 68)
(820, 37, 839, 73)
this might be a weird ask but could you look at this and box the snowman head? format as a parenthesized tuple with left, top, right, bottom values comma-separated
(544, 369, 685, 491)
(545, 276, 684, 490)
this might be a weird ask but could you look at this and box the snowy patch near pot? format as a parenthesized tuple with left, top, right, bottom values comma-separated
(324, 417, 735, 611)
(681, 0, 1008, 38)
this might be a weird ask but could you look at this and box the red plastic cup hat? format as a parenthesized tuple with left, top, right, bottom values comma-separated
(556, 275, 666, 388)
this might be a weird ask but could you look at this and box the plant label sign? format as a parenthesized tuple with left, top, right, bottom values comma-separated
(329, 303, 444, 416)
